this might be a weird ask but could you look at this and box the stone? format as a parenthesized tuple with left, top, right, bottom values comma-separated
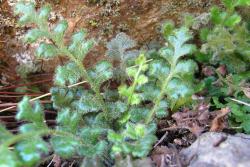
(180, 132, 250, 167)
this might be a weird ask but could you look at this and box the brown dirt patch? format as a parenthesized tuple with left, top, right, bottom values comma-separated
(0, 0, 220, 85)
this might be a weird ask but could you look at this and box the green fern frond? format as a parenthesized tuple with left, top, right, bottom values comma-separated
(106, 32, 140, 81)
(15, 137, 49, 166)
(50, 87, 76, 109)
(73, 90, 101, 114)
(56, 108, 81, 132)
(108, 122, 157, 158)
(0, 125, 13, 144)
(54, 62, 83, 86)
(88, 60, 113, 87)
(146, 25, 197, 123)
(106, 32, 137, 61)
(77, 127, 108, 157)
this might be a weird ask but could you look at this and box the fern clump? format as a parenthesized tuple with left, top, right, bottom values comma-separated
(0, 1, 199, 166)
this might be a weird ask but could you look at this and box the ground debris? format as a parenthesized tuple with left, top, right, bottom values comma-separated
(151, 145, 182, 167)
(210, 107, 230, 132)
(160, 104, 230, 137)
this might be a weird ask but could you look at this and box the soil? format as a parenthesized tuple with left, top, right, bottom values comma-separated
(0, 0, 220, 83)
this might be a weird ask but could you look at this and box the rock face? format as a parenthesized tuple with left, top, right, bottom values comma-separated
(180, 132, 250, 167)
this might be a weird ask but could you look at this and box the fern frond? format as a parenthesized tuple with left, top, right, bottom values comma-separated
(108, 122, 157, 158)
(106, 32, 137, 60)
(54, 62, 83, 86)
(106, 32, 139, 81)
(146, 26, 197, 123)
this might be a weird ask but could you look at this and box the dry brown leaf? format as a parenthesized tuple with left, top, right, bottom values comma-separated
(210, 107, 230, 132)
(202, 66, 215, 76)
(217, 64, 227, 76)
(64, 17, 82, 44)
(188, 122, 204, 137)
(67, 17, 81, 34)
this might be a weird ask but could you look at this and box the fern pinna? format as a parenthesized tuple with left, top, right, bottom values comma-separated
(0, 2, 198, 166)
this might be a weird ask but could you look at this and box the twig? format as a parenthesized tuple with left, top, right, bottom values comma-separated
(0, 95, 43, 98)
(0, 79, 52, 91)
(154, 131, 168, 148)
(69, 161, 75, 167)
(0, 81, 87, 113)
(46, 158, 54, 167)
(0, 91, 43, 95)
(229, 98, 250, 107)
(0, 100, 51, 107)
(159, 126, 186, 132)
(0, 58, 153, 113)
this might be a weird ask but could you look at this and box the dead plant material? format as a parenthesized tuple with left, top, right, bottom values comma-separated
(210, 107, 230, 132)
(170, 103, 211, 136)
(52, 155, 61, 167)
(161, 104, 230, 136)
(65, 17, 82, 43)
(154, 131, 168, 148)
(202, 66, 215, 76)
(217, 64, 227, 76)
(151, 145, 182, 167)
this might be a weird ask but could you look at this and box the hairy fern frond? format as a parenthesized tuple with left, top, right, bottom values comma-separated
(146, 25, 197, 123)
(106, 32, 140, 81)
(108, 122, 157, 158)
(106, 32, 137, 60)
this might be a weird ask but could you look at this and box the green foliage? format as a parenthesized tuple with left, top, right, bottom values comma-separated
(16, 138, 49, 166)
(146, 25, 197, 123)
(0, 125, 13, 145)
(119, 54, 148, 106)
(88, 60, 113, 88)
(77, 128, 108, 157)
(55, 62, 83, 86)
(201, 0, 250, 73)
(2, 3, 248, 167)
(108, 123, 157, 157)
(0, 97, 50, 167)
(50, 135, 79, 158)
(213, 96, 250, 133)
(16, 97, 45, 125)
(0, 147, 22, 167)
(3, 0, 249, 166)
(69, 30, 94, 61)
(0, 1, 201, 166)
(198, 0, 250, 133)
